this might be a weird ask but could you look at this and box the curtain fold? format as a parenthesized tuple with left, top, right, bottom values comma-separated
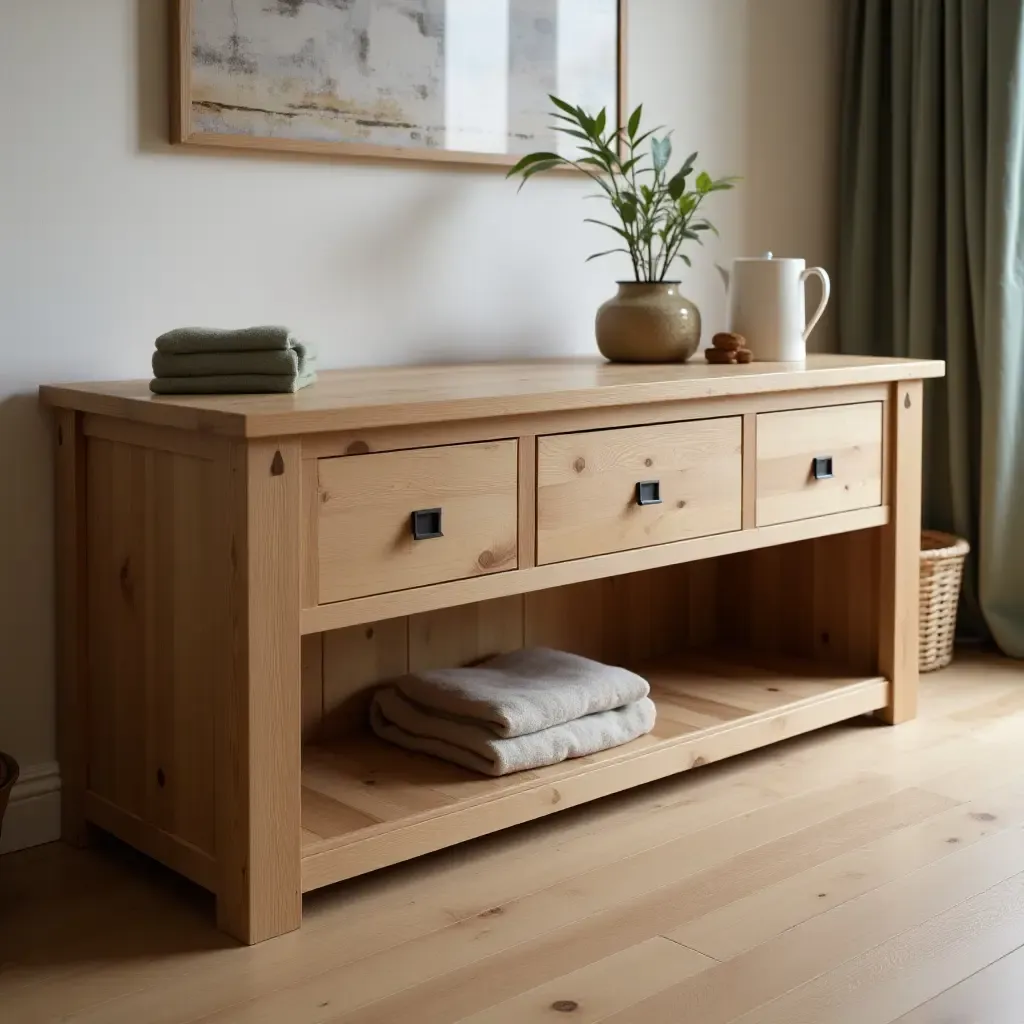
(839, 0, 1024, 653)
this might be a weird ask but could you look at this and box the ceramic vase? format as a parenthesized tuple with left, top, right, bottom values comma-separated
(595, 282, 701, 363)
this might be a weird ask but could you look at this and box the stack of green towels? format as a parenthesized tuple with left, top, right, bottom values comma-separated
(149, 326, 317, 395)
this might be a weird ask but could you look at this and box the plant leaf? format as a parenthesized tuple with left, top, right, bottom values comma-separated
(586, 248, 632, 262)
(627, 104, 643, 139)
(651, 137, 672, 173)
(506, 151, 565, 177)
(549, 94, 579, 117)
(552, 126, 591, 142)
(696, 170, 713, 194)
(667, 167, 689, 201)
(583, 218, 635, 243)
(594, 107, 607, 137)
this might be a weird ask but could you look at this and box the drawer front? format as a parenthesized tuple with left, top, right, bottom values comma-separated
(756, 402, 884, 527)
(536, 418, 742, 565)
(317, 440, 518, 603)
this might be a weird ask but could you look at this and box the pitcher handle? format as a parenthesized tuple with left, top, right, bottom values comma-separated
(801, 266, 831, 342)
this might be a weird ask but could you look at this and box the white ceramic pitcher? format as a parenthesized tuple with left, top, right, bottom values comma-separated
(718, 253, 830, 361)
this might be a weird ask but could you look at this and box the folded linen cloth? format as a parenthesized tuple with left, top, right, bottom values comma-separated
(152, 345, 316, 379)
(154, 326, 304, 354)
(371, 690, 656, 776)
(149, 371, 316, 395)
(387, 648, 650, 739)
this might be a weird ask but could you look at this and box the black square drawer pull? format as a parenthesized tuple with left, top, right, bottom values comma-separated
(411, 508, 443, 540)
(636, 480, 662, 506)
(812, 456, 834, 480)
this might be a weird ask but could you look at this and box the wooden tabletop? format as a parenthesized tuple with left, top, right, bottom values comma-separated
(40, 355, 945, 438)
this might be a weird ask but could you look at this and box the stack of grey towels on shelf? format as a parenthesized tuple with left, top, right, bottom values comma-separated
(150, 326, 317, 395)
(370, 648, 656, 777)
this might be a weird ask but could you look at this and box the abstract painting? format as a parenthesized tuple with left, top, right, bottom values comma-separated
(173, 0, 623, 167)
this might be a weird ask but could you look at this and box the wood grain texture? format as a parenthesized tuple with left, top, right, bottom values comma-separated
(408, 597, 524, 673)
(299, 382, 894, 460)
(756, 401, 884, 526)
(83, 437, 217, 854)
(317, 441, 519, 603)
(39, 356, 945, 438)
(54, 408, 88, 845)
(741, 412, 757, 529)
(5, 653, 1019, 1024)
(536, 418, 742, 563)
(322, 617, 409, 737)
(517, 435, 538, 569)
(301, 505, 890, 634)
(215, 439, 302, 944)
(82, 413, 220, 460)
(878, 380, 924, 724)
(299, 653, 888, 892)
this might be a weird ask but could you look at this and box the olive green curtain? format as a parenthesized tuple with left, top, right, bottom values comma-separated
(839, 0, 1024, 652)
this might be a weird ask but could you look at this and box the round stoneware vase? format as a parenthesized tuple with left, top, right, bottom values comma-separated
(595, 282, 701, 363)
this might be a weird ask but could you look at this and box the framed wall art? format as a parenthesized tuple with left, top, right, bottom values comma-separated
(172, 0, 625, 168)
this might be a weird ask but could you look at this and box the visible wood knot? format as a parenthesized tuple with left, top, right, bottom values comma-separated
(271, 450, 285, 476)
(691, 755, 707, 767)
(365, 627, 375, 640)
(820, 631, 830, 645)
(904, 392, 912, 409)
(552, 1000, 578, 1013)
(551, 789, 562, 805)
(157, 768, 166, 788)
(479, 906, 504, 918)
(971, 812, 997, 822)
(346, 440, 370, 456)
(767, 687, 780, 693)
(645, 458, 653, 467)
(478, 550, 496, 569)
(678, 500, 687, 509)
(573, 457, 586, 473)
(119, 558, 134, 601)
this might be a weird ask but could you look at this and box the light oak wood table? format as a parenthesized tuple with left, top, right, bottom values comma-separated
(40, 354, 944, 944)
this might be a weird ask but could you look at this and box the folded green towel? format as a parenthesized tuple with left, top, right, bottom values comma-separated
(149, 371, 317, 395)
(152, 346, 315, 378)
(155, 326, 306, 354)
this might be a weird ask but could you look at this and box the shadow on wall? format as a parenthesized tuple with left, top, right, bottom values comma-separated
(0, 394, 55, 769)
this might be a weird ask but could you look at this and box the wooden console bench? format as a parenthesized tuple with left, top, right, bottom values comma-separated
(41, 354, 944, 944)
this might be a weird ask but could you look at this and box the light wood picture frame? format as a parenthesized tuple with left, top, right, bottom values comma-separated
(171, 0, 627, 169)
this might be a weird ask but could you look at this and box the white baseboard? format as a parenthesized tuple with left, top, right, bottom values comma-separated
(0, 761, 61, 854)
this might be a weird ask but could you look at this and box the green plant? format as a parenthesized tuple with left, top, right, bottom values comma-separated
(508, 97, 737, 283)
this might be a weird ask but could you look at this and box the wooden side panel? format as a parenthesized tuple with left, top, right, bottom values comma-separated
(54, 409, 89, 845)
(878, 380, 924, 723)
(215, 438, 303, 943)
(84, 437, 219, 854)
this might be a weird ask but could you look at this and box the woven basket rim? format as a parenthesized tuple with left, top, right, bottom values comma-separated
(920, 530, 970, 562)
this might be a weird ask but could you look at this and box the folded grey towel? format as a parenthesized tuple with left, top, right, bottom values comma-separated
(149, 370, 316, 395)
(152, 346, 316, 378)
(390, 648, 650, 739)
(371, 690, 656, 776)
(155, 326, 305, 354)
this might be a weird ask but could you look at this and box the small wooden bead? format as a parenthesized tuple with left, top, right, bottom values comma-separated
(705, 348, 736, 364)
(712, 332, 744, 352)
(735, 348, 755, 364)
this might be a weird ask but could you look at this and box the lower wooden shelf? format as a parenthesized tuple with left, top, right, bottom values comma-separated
(299, 653, 888, 893)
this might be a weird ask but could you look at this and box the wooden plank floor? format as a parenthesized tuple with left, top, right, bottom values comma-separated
(3, 650, 1024, 1024)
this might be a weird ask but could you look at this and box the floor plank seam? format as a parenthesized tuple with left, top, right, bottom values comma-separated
(658, 934, 722, 961)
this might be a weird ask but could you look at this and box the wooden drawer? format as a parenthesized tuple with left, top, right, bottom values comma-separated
(317, 440, 518, 603)
(536, 418, 742, 564)
(756, 402, 884, 527)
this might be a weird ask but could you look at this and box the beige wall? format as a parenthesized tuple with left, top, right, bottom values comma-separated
(0, 0, 840, 846)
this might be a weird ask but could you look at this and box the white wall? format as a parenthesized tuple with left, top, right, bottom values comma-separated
(0, 0, 840, 850)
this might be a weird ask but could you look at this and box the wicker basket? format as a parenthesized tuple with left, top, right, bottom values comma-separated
(919, 530, 970, 673)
